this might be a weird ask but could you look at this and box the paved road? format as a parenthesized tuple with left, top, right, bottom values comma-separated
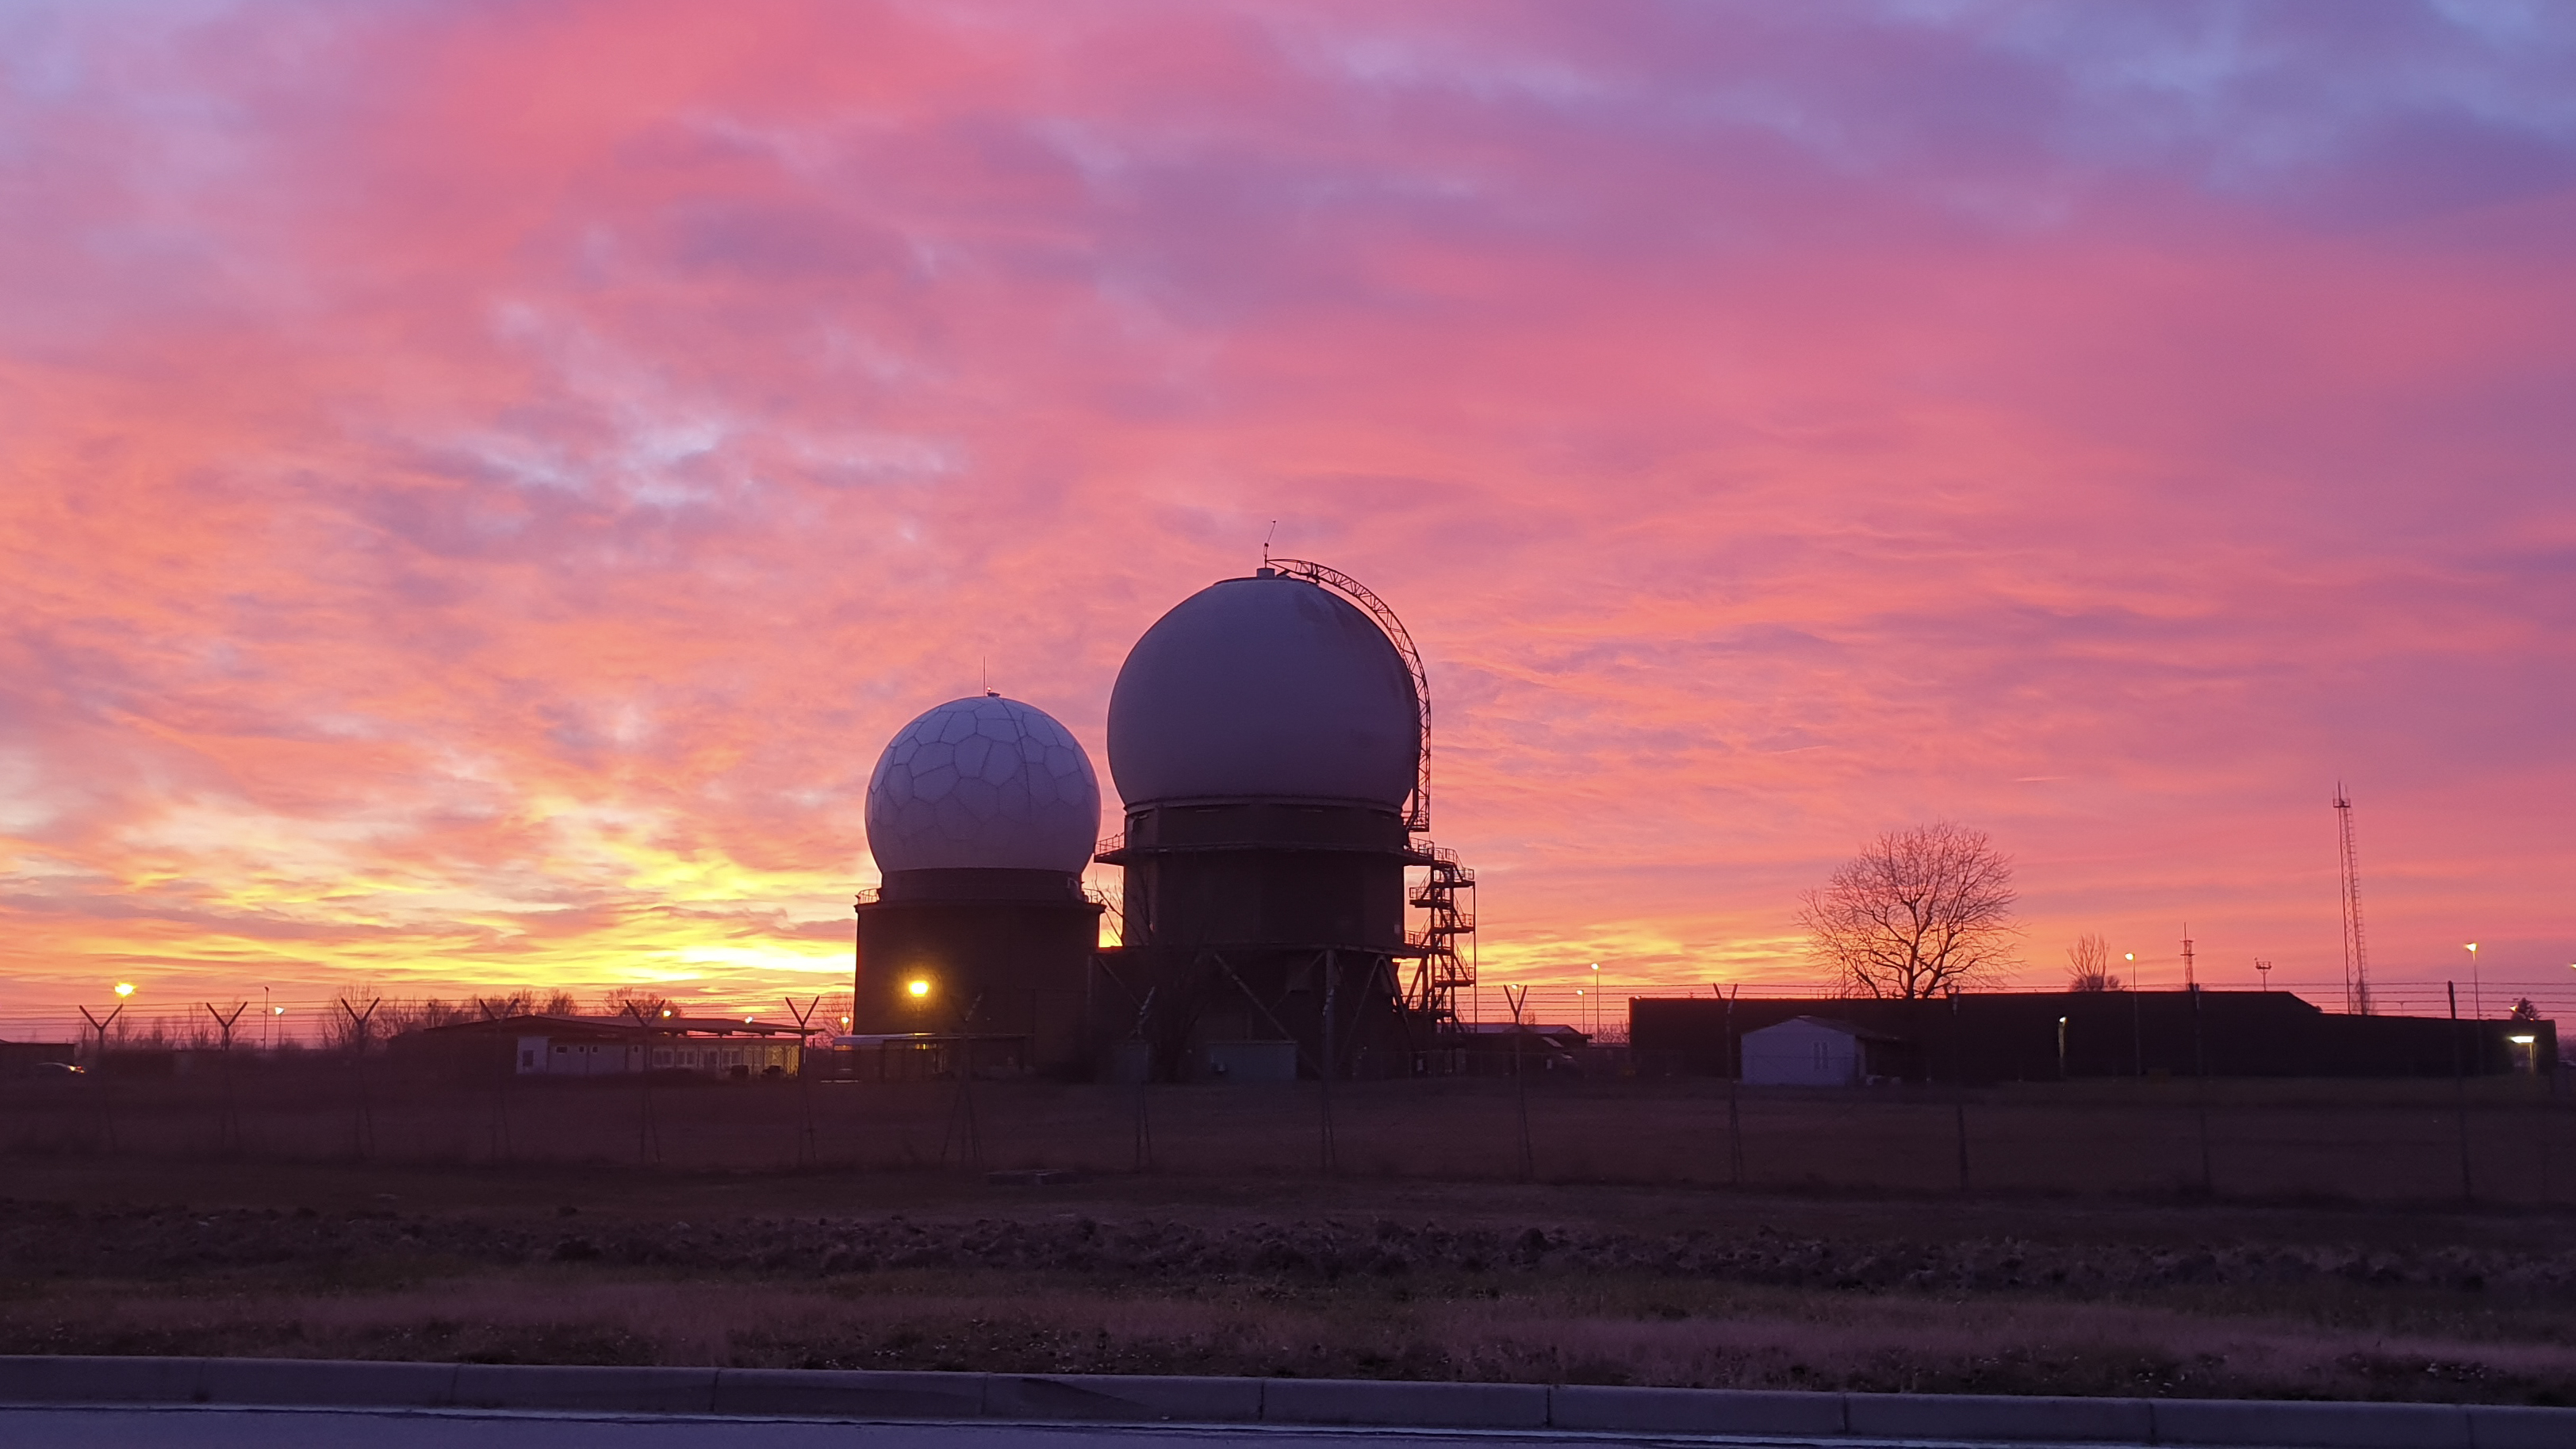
(0, 1404, 2126, 1447)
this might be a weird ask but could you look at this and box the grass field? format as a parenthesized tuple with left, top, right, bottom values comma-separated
(3, 1075, 2574, 1404)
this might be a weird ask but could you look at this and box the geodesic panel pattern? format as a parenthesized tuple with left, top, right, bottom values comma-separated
(864, 695, 1101, 874)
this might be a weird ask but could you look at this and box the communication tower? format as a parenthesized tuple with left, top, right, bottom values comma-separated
(2333, 785, 2372, 1016)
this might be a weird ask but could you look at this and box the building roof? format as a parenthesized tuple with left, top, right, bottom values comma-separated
(1449, 1022, 1591, 1044)
(411, 1014, 808, 1040)
(1747, 1014, 1911, 1045)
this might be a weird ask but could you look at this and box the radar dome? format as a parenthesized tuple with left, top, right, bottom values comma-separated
(1108, 574, 1420, 809)
(865, 696, 1101, 874)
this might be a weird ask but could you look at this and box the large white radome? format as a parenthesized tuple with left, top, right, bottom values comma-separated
(865, 696, 1101, 875)
(1109, 574, 1420, 809)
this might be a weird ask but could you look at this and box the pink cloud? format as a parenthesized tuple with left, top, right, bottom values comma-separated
(1, 1, 2570, 1032)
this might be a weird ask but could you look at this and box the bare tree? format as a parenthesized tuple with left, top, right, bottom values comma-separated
(1800, 822, 2019, 999)
(599, 985, 668, 1018)
(2065, 933, 2122, 991)
(378, 998, 474, 1037)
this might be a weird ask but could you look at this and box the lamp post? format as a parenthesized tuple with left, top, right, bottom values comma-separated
(2255, 960, 2271, 991)
(2465, 943, 2482, 1020)
(1590, 962, 1601, 1038)
(2125, 953, 2142, 1077)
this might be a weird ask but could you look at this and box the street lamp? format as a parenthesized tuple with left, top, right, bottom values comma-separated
(113, 983, 134, 998)
(2465, 943, 2481, 1019)
(1589, 962, 1601, 1036)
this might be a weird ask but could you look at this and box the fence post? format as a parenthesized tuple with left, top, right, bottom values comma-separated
(1505, 984, 1533, 1183)
(2450, 982, 2472, 1203)
(784, 996, 821, 1169)
(1319, 949, 1339, 1179)
(78, 1002, 123, 1153)
(337, 997, 380, 1160)
(622, 999, 661, 1167)
(203, 1002, 247, 1155)
(2191, 983, 2214, 1195)
(1723, 985, 1743, 1187)
(1132, 987, 1156, 1175)
(1951, 990, 1969, 1194)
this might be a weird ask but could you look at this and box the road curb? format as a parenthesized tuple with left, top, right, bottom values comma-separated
(0, 1354, 2569, 1445)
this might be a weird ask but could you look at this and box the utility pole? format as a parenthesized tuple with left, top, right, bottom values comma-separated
(2181, 926, 2195, 991)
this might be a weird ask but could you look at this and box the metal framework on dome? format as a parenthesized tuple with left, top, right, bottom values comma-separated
(1263, 557, 1432, 834)
(1263, 555, 1477, 1029)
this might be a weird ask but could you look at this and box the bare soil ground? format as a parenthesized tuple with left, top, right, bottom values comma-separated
(5, 1127, 2575, 1405)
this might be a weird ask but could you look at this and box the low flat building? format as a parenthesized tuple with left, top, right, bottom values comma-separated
(391, 1014, 807, 1080)
(0, 1041, 76, 1078)
(1632, 991, 2557, 1084)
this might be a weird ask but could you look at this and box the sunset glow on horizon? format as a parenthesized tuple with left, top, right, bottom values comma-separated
(2, 2, 2571, 1033)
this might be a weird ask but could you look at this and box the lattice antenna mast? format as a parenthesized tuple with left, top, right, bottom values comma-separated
(1266, 558, 1431, 833)
(2334, 784, 2372, 1016)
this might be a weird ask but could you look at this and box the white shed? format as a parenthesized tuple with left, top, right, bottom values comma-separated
(1742, 1015, 1906, 1087)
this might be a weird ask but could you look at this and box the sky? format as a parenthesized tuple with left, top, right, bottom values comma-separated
(2, 0, 2571, 1036)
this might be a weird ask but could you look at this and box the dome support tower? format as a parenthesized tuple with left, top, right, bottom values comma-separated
(1094, 563, 1474, 1080)
(853, 696, 1105, 1076)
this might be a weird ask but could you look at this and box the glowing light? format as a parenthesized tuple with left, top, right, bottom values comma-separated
(113, 983, 134, 998)
(907, 979, 931, 999)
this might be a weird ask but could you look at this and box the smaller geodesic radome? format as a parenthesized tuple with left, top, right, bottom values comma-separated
(864, 694, 1100, 875)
